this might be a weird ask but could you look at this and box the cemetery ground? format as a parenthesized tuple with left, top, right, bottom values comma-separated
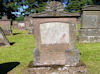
(0, 28, 100, 74)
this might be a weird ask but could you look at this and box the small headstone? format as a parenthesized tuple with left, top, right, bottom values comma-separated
(0, 16, 12, 35)
(13, 21, 18, 29)
(24, 16, 33, 34)
(79, 5, 100, 43)
(17, 22, 26, 30)
(24, 16, 30, 28)
(28, 1, 86, 74)
(0, 27, 10, 46)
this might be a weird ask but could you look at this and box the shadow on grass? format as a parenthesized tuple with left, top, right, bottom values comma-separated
(13, 33, 21, 35)
(0, 62, 20, 74)
(10, 42, 16, 45)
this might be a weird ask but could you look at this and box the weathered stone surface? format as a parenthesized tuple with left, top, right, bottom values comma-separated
(45, 1, 64, 12)
(0, 27, 10, 46)
(13, 21, 18, 29)
(81, 11, 100, 28)
(24, 16, 30, 28)
(79, 36, 100, 43)
(79, 5, 100, 43)
(28, 61, 86, 74)
(33, 48, 80, 66)
(32, 18, 79, 66)
(25, 17, 33, 34)
(0, 16, 12, 35)
(40, 22, 69, 44)
(79, 29, 100, 36)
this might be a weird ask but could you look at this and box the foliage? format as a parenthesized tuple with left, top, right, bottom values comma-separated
(15, 16, 24, 21)
(65, 0, 94, 12)
(24, 0, 47, 13)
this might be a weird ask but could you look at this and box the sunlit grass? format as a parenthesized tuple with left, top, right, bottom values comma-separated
(0, 29, 35, 74)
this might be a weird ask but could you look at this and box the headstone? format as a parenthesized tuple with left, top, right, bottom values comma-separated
(0, 27, 10, 46)
(24, 16, 33, 34)
(24, 16, 30, 28)
(17, 22, 26, 30)
(79, 5, 100, 43)
(13, 21, 18, 29)
(0, 16, 12, 35)
(28, 1, 86, 74)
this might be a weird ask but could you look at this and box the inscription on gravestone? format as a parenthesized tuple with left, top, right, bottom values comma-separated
(40, 22, 69, 44)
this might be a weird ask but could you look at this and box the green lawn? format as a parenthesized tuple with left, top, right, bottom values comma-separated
(0, 29, 100, 74)
(0, 29, 35, 74)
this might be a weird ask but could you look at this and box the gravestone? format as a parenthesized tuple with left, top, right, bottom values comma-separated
(79, 5, 100, 43)
(28, 1, 86, 74)
(0, 27, 10, 46)
(24, 16, 30, 28)
(13, 21, 18, 29)
(17, 22, 26, 30)
(24, 16, 33, 34)
(0, 16, 12, 35)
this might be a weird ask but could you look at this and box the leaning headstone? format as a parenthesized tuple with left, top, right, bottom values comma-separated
(28, 1, 86, 74)
(79, 5, 100, 43)
(0, 16, 12, 35)
(0, 27, 10, 46)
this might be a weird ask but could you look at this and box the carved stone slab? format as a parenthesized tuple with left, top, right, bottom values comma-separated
(0, 27, 10, 46)
(0, 17, 12, 35)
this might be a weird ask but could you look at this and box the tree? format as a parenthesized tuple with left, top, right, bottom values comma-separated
(24, 0, 64, 13)
(0, 0, 25, 19)
(65, 0, 94, 13)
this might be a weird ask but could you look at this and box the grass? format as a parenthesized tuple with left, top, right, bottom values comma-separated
(77, 43, 100, 74)
(0, 29, 100, 74)
(0, 29, 35, 74)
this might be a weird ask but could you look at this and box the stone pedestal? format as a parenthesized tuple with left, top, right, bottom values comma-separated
(28, 61, 86, 74)
(79, 5, 100, 43)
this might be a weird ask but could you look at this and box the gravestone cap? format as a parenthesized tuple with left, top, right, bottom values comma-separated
(45, 1, 64, 12)
(29, 1, 80, 17)
(82, 5, 100, 11)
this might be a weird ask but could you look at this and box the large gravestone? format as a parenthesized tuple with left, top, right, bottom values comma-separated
(28, 1, 86, 74)
(0, 16, 12, 35)
(0, 27, 10, 46)
(79, 5, 100, 43)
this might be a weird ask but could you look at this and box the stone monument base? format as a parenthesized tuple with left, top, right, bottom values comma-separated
(28, 61, 86, 74)
(79, 28, 100, 43)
